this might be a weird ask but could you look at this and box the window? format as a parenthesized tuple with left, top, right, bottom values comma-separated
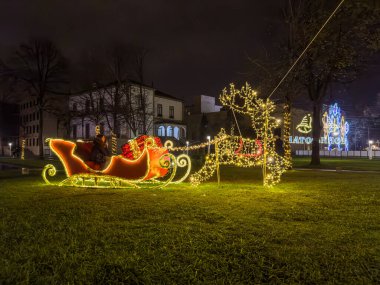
(157, 126, 165, 136)
(139, 96, 144, 108)
(169, 106, 174, 119)
(32, 138, 35, 146)
(33, 113, 35, 121)
(174, 127, 179, 139)
(157, 104, 162, 117)
(85, 99, 90, 113)
(37, 112, 39, 120)
(167, 126, 173, 137)
(36, 138, 38, 146)
(138, 123, 143, 135)
(33, 125, 35, 133)
(85, 123, 90, 139)
(73, 125, 77, 139)
(36, 125, 39, 133)
(99, 98, 104, 110)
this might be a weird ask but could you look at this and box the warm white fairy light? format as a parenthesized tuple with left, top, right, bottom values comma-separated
(170, 83, 287, 187)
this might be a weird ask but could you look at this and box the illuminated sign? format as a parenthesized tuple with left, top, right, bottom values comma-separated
(296, 114, 312, 133)
(289, 136, 345, 145)
(322, 103, 349, 151)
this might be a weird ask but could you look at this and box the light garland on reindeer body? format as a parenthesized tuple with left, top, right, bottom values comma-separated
(169, 83, 287, 187)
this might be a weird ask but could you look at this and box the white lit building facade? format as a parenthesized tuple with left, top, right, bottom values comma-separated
(69, 82, 186, 143)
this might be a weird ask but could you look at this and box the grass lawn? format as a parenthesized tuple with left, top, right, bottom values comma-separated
(292, 157, 380, 171)
(0, 165, 379, 284)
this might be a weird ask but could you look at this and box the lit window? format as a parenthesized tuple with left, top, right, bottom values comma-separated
(157, 126, 165, 136)
(167, 126, 173, 137)
(174, 127, 179, 139)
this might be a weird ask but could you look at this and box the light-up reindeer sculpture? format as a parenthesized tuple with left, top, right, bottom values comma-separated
(187, 83, 286, 187)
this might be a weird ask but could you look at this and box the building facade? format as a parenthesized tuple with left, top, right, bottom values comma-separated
(18, 95, 67, 156)
(69, 82, 186, 144)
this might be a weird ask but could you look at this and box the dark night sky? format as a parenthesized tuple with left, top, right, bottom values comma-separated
(0, 0, 379, 107)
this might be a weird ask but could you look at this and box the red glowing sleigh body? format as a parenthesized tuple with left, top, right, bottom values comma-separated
(42, 136, 191, 188)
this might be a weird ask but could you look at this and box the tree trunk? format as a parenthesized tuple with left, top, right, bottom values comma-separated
(310, 101, 321, 165)
(38, 107, 44, 159)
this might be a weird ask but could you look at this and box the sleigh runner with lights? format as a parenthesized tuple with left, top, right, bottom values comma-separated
(42, 136, 191, 188)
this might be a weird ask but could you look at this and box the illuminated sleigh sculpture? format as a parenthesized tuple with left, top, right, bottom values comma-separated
(182, 83, 287, 187)
(42, 136, 191, 188)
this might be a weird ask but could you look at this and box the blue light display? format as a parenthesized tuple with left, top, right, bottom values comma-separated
(322, 103, 349, 151)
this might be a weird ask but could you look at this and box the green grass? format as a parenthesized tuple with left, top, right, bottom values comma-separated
(292, 157, 380, 171)
(0, 167, 379, 284)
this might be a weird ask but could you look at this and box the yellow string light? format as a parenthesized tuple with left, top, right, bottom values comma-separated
(175, 83, 287, 187)
(283, 105, 292, 169)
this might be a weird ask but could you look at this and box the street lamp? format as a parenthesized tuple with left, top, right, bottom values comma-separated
(206, 136, 211, 155)
(8, 142, 12, 157)
(186, 141, 189, 155)
(368, 140, 373, 160)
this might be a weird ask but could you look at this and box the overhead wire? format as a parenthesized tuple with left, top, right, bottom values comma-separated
(267, 0, 346, 99)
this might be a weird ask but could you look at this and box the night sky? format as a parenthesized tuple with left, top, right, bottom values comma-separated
(0, 0, 379, 107)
